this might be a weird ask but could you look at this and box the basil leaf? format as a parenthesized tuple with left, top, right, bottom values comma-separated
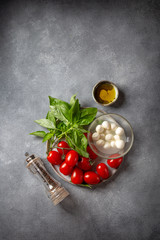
(49, 96, 69, 106)
(54, 122, 67, 137)
(67, 134, 89, 157)
(35, 119, 56, 129)
(50, 105, 69, 124)
(75, 130, 88, 151)
(42, 132, 53, 142)
(65, 135, 75, 149)
(57, 121, 67, 132)
(78, 108, 97, 125)
(67, 130, 88, 157)
(72, 130, 79, 146)
(75, 146, 89, 158)
(80, 107, 97, 118)
(47, 111, 56, 126)
(74, 127, 88, 133)
(70, 99, 80, 123)
(70, 94, 76, 106)
(29, 131, 46, 138)
(49, 96, 71, 122)
(81, 133, 88, 150)
(49, 96, 71, 110)
(46, 111, 49, 119)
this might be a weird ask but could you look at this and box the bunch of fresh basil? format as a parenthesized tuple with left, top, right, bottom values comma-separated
(30, 95, 97, 157)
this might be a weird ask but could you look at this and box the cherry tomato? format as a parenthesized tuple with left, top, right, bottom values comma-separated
(71, 167, 83, 184)
(57, 141, 70, 155)
(107, 154, 123, 169)
(87, 145, 98, 160)
(65, 150, 79, 167)
(59, 162, 73, 175)
(47, 151, 63, 165)
(96, 163, 109, 179)
(84, 171, 100, 185)
(78, 157, 92, 171)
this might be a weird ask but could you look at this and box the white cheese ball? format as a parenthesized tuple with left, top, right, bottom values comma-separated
(102, 121, 111, 130)
(115, 127, 124, 136)
(100, 133, 105, 140)
(111, 122, 117, 130)
(110, 140, 116, 148)
(114, 135, 120, 140)
(96, 124, 104, 133)
(105, 134, 113, 141)
(115, 140, 125, 149)
(103, 142, 111, 150)
(92, 132, 100, 141)
(96, 139, 105, 146)
(105, 129, 111, 134)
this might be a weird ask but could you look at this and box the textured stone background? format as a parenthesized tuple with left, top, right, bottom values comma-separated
(0, 0, 160, 240)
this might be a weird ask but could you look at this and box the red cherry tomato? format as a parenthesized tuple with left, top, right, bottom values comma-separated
(84, 171, 100, 185)
(47, 151, 63, 165)
(65, 150, 79, 167)
(107, 154, 123, 169)
(87, 145, 98, 160)
(57, 141, 70, 155)
(71, 167, 83, 184)
(59, 162, 73, 175)
(96, 163, 109, 179)
(78, 157, 92, 171)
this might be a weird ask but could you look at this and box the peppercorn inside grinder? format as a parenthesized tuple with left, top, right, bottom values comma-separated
(25, 154, 69, 205)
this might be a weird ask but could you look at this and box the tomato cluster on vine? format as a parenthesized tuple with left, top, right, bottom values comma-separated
(47, 140, 123, 186)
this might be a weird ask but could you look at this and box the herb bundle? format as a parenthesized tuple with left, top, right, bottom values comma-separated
(30, 95, 97, 158)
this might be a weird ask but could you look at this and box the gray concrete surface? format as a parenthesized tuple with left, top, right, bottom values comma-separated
(0, 0, 160, 240)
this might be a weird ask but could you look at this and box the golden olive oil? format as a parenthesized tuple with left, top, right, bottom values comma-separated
(94, 83, 116, 104)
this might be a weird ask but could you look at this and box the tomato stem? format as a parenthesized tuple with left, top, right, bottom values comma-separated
(78, 184, 93, 189)
(89, 159, 95, 166)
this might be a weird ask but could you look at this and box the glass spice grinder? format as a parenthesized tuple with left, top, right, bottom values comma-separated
(25, 153, 69, 205)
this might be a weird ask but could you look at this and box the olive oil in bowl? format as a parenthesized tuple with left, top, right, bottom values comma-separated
(92, 81, 119, 106)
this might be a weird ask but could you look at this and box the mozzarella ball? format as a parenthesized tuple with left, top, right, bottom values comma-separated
(114, 135, 120, 140)
(110, 140, 116, 148)
(96, 125, 104, 133)
(115, 127, 124, 136)
(102, 121, 111, 130)
(96, 139, 105, 146)
(105, 129, 110, 134)
(92, 132, 100, 141)
(105, 134, 113, 141)
(111, 122, 117, 130)
(115, 140, 125, 149)
(100, 133, 105, 140)
(103, 142, 111, 150)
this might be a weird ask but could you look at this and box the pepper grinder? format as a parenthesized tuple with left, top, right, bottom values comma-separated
(25, 154, 69, 205)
